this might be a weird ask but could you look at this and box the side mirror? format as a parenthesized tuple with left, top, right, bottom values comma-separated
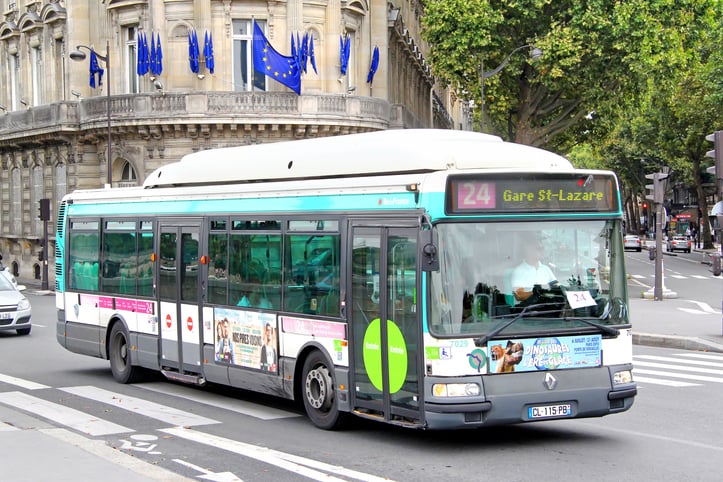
(420, 228, 439, 272)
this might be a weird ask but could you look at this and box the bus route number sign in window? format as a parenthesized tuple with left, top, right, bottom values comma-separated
(446, 174, 618, 214)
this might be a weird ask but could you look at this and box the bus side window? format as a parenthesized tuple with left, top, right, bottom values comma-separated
(69, 231, 100, 291)
(229, 230, 281, 310)
(283, 233, 339, 315)
(208, 231, 229, 305)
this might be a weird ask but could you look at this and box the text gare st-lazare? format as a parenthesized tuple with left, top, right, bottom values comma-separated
(503, 189, 605, 203)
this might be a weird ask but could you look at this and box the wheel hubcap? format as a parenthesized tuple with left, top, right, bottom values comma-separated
(305, 366, 332, 410)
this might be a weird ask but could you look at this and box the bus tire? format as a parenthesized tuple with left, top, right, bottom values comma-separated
(301, 350, 349, 430)
(109, 323, 142, 384)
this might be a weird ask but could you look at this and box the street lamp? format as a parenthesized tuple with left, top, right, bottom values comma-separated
(480, 44, 542, 133)
(70, 40, 112, 188)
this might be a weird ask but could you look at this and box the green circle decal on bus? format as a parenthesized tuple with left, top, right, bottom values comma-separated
(362, 318, 408, 393)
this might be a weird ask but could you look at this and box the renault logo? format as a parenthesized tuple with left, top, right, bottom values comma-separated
(544, 372, 557, 390)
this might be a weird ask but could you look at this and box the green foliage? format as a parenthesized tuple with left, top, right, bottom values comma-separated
(422, 0, 722, 152)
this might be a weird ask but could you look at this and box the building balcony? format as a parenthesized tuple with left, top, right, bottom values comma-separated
(0, 91, 407, 152)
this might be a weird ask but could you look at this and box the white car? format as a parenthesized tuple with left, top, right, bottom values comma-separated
(0, 271, 32, 335)
(623, 235, 642, 252)
(0, 267, 26, 291)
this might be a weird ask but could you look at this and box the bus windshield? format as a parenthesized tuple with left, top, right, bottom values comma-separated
(429, 219, 628, 337)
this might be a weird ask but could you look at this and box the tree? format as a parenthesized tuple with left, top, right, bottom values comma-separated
(422, 0, 715, 150)
(569, 1, 723, 246)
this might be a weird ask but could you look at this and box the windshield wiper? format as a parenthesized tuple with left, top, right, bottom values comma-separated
(474, 303, 561, 347)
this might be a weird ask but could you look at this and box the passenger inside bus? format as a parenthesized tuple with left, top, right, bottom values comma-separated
(237, 268, 273, 309)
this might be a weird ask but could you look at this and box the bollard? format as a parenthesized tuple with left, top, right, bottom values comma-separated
(648, 246, 656, 261)
(713, 253, 721, 276)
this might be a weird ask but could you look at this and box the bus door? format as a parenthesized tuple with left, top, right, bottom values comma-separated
(158, 221, 203, 374)
(350, 224, 421, 425)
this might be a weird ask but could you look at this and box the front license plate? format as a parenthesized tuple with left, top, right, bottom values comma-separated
(528, 403, 572, 419)
(0, 312, 12, 320)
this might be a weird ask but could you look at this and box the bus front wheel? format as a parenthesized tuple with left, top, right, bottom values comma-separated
(109, 323, 142, 384)
(302, 351, 348, 430)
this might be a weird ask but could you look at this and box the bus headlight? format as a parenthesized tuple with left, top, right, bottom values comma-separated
(613, 369, 633, 385)
(432, 383, 481, 397)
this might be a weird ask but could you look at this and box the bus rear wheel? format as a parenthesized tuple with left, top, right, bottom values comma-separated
(302, 351, 348, 430)
(109, 323, 142, 384)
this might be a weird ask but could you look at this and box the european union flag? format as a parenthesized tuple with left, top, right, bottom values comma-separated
(188, 29, 200, 74)
(136, 32, 148, 76)
(204, 30, 214, 75)
(367, 46, 379, 84)
(89, 49, 104, 88)
(309, 35, 317, 74)
(253, 21, 301, 95)
(155, 33, 163, 76)
(340, 34, 350, 75)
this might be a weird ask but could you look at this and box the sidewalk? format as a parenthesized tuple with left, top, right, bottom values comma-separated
(630, 297, 723, 353)
(0, 395, 190, 482)
(632, 239, 723, 353)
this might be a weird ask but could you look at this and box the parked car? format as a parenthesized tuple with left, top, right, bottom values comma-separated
(0, 255, 26, 291)
(0, 272, 32, 335)
(667, 235, 692, 253)
(623, 234, 642, 252)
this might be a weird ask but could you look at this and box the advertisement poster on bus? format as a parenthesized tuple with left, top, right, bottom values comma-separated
(214, 307, 278, 373)
(487, 334, 601, 373)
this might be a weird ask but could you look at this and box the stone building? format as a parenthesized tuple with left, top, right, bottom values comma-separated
(0, 0, 468, 284)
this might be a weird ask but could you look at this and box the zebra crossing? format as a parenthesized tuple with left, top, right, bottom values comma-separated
(0, 377, 300, 437)
(0, 376, 391, 482)
(633, 352, 723, 388)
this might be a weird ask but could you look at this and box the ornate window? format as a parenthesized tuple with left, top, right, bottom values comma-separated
(232, 19, 266, 92)
(118, 160, 137, 187)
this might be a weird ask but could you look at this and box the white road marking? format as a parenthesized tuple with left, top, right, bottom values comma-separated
(162, 426, 393, 482)
(135, 382, 298, 420)
(173, 459, 243, 482)
(675, 353, 723, 361)
(42, 428, 191, 480)
(633, 360, 723, 376)
(0, 373, 50, 390)
(678, 307, 715, 315)
(61, 385, 218, 427)
(632, 376, 700, 387)
(682, 299, 720, 314)
(636, 355, 723, 369)
(634, 368, 723, 384)
(0, 391, 133, 436)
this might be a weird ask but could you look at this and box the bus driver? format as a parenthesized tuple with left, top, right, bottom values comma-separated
(510, 240, 558, 304)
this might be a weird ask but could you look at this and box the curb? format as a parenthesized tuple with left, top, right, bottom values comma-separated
(634, 332, 723, 354)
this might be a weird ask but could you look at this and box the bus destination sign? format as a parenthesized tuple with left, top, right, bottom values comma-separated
(446, 173, 618, 214)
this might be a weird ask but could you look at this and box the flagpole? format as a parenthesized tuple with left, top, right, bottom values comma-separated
(105, 38, 111, 187)
(70, 40, 112, 187)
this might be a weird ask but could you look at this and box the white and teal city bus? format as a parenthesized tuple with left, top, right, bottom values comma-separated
(55, 129, 636, 430)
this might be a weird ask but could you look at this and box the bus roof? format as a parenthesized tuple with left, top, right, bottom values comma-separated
(143, 129, 573, 188)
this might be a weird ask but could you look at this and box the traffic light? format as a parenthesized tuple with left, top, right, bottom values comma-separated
(38, 198, 50, 221)
(645, 172, 668, 204)
(642, 202, 648, 210)
(706, 131, 723, 180)
(37, 249, 44, 262)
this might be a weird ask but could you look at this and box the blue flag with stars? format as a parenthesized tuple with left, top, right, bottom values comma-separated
(252, 21, 301, 95)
